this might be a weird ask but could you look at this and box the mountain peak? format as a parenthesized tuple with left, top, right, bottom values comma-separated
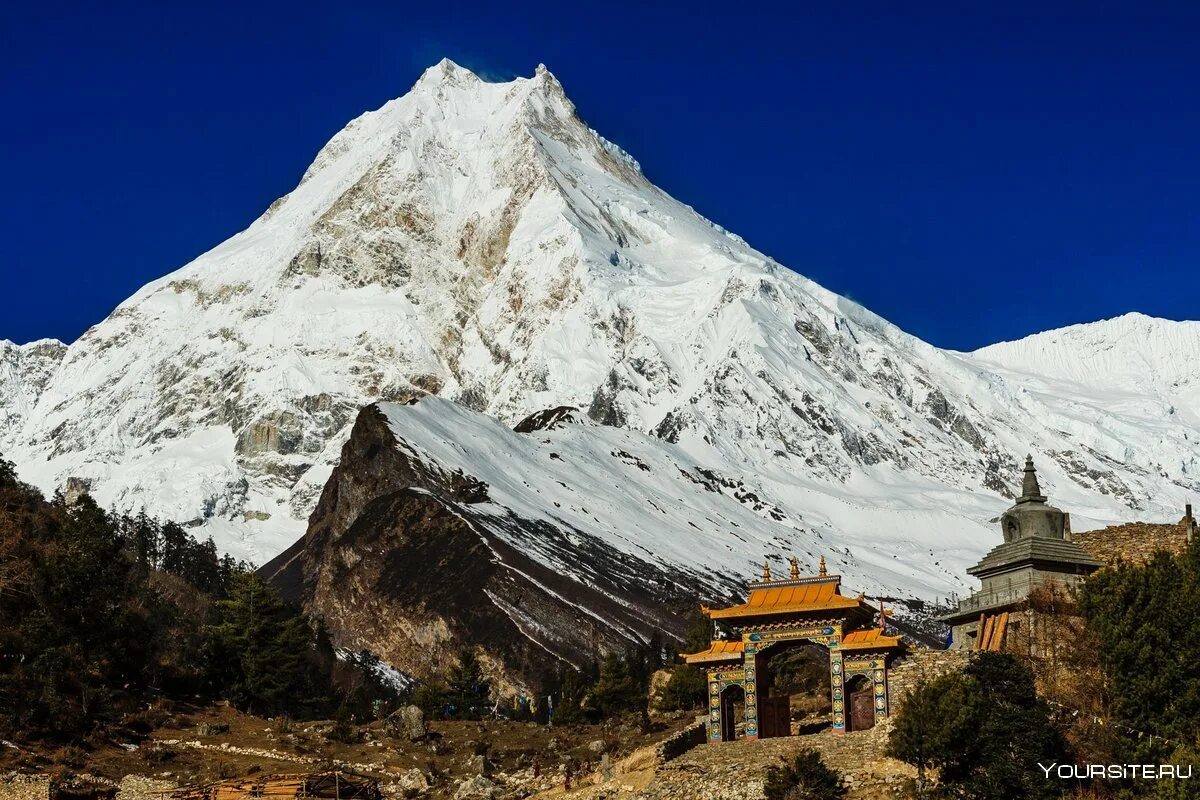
(4, 58, 1195, 584)
(413, 57, 481, 90)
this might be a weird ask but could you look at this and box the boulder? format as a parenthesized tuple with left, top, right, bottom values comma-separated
(453, 775, 501, 800)
(386, 704, 427, 741)
(385, 768, 430, 795)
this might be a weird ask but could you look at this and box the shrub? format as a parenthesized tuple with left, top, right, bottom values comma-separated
(141, 744, 178, 764)
(326, 705, 359, 743)
(763, 748, 846, 800)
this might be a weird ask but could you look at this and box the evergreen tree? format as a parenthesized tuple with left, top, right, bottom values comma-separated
(446, 648, 490, 717)
(552, 664, 597, 724)
(681, 605, 714, 654)
(206, 572, 327, 717)
(0, 490, 161, 737)
(592, 652, 643, 716)
(887, 652, 1069, 800)
(660, 664, 707, 711)
(645, 630, 666, 672)
(1078, 542, 1200, 753)
(159, 521, 191, 576)
(0, 462, 342, 742)
(0, 456, 18, 488)
(128, 509, 160, 570)
(887, 671, 974, 794)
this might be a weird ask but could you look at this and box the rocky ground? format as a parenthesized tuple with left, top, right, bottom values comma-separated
(0, 703, 697, 800)
(538, 724, 916, 800)
(1, 651, 969, 799)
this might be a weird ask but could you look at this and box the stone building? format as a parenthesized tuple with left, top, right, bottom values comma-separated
(942, 456, 1101, 650)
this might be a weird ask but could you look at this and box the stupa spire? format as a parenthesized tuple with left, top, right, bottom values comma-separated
(1018, 455, 1046, 503)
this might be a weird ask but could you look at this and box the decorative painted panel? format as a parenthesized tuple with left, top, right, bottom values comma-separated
(745, 624, 842, 650)
(842, 656, 885, 676)
(830, 651, 845, 732)
(707, 673, 722, 741)
(744, 650, 758, 739)
(874, 666, 888, 719)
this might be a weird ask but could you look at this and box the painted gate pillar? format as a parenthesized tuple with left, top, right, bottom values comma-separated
(874, 662, 890, 722)
(830, 650, 846, 732)
(707, 672, 721, 741)
(840, 655, 891, 731)
(743, 647, 759, 740)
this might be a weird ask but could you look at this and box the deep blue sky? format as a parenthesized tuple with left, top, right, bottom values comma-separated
(3, 2, 1198, 350)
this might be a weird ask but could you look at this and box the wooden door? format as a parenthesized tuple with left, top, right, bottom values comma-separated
(850, 686, 875, 731)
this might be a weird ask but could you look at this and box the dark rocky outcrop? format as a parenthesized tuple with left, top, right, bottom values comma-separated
(260, 403, 696, 693)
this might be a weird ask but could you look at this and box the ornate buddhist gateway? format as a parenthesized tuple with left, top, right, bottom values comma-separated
(682, 557, 903, 742)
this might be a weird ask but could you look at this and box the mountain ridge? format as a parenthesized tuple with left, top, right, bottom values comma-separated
(1, 61, 1196, 597)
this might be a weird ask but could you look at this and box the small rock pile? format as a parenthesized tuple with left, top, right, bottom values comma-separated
(0, 772, 50, 800)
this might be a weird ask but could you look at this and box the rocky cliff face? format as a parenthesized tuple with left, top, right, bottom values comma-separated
(0, 339, 66, 437)
(260, 402, 699, 690)
(2, 59, 1197, 584)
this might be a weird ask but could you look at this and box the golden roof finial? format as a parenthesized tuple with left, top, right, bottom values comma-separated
(819, 555, 828, 576)
(762, 559, 772, 582)
(789, 556, 800, 580)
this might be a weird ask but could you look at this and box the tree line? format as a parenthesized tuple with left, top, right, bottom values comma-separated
(0, 456, 398, 743)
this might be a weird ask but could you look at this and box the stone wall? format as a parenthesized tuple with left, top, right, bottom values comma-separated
(1074, 516, 1193, 567)
(884, 648, 970, 716)
(656, 721, 708, 763)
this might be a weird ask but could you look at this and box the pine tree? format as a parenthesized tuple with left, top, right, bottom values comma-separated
(682, 605, 714, 654)
(592, 653, 642, 716)
(887, 653, 1069, 800)
(1078, 541, 1200, 752)
(0, 456, 18, 488)
(550, 663, 598, 724)
(159, 521, 191, 576)
(129, 509, 160, 570)
(446, 648, 490, 717)
(206, 573, 325, 717)
(886, 671, 973, 793)
(661, 664, 707, 711)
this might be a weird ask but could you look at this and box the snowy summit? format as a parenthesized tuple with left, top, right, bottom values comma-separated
(1, 61, 1197, 599)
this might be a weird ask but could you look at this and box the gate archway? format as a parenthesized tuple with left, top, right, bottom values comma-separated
(752, 639, 832, 736)
(683, 556, 904, 743)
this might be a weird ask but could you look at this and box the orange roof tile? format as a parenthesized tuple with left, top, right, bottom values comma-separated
(706, 578, 862, 620)
(680, 640, 745, 664)
(839, 628, 903, 651)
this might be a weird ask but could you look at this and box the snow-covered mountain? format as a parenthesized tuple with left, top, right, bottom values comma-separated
(2, 60, 1197, 598)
